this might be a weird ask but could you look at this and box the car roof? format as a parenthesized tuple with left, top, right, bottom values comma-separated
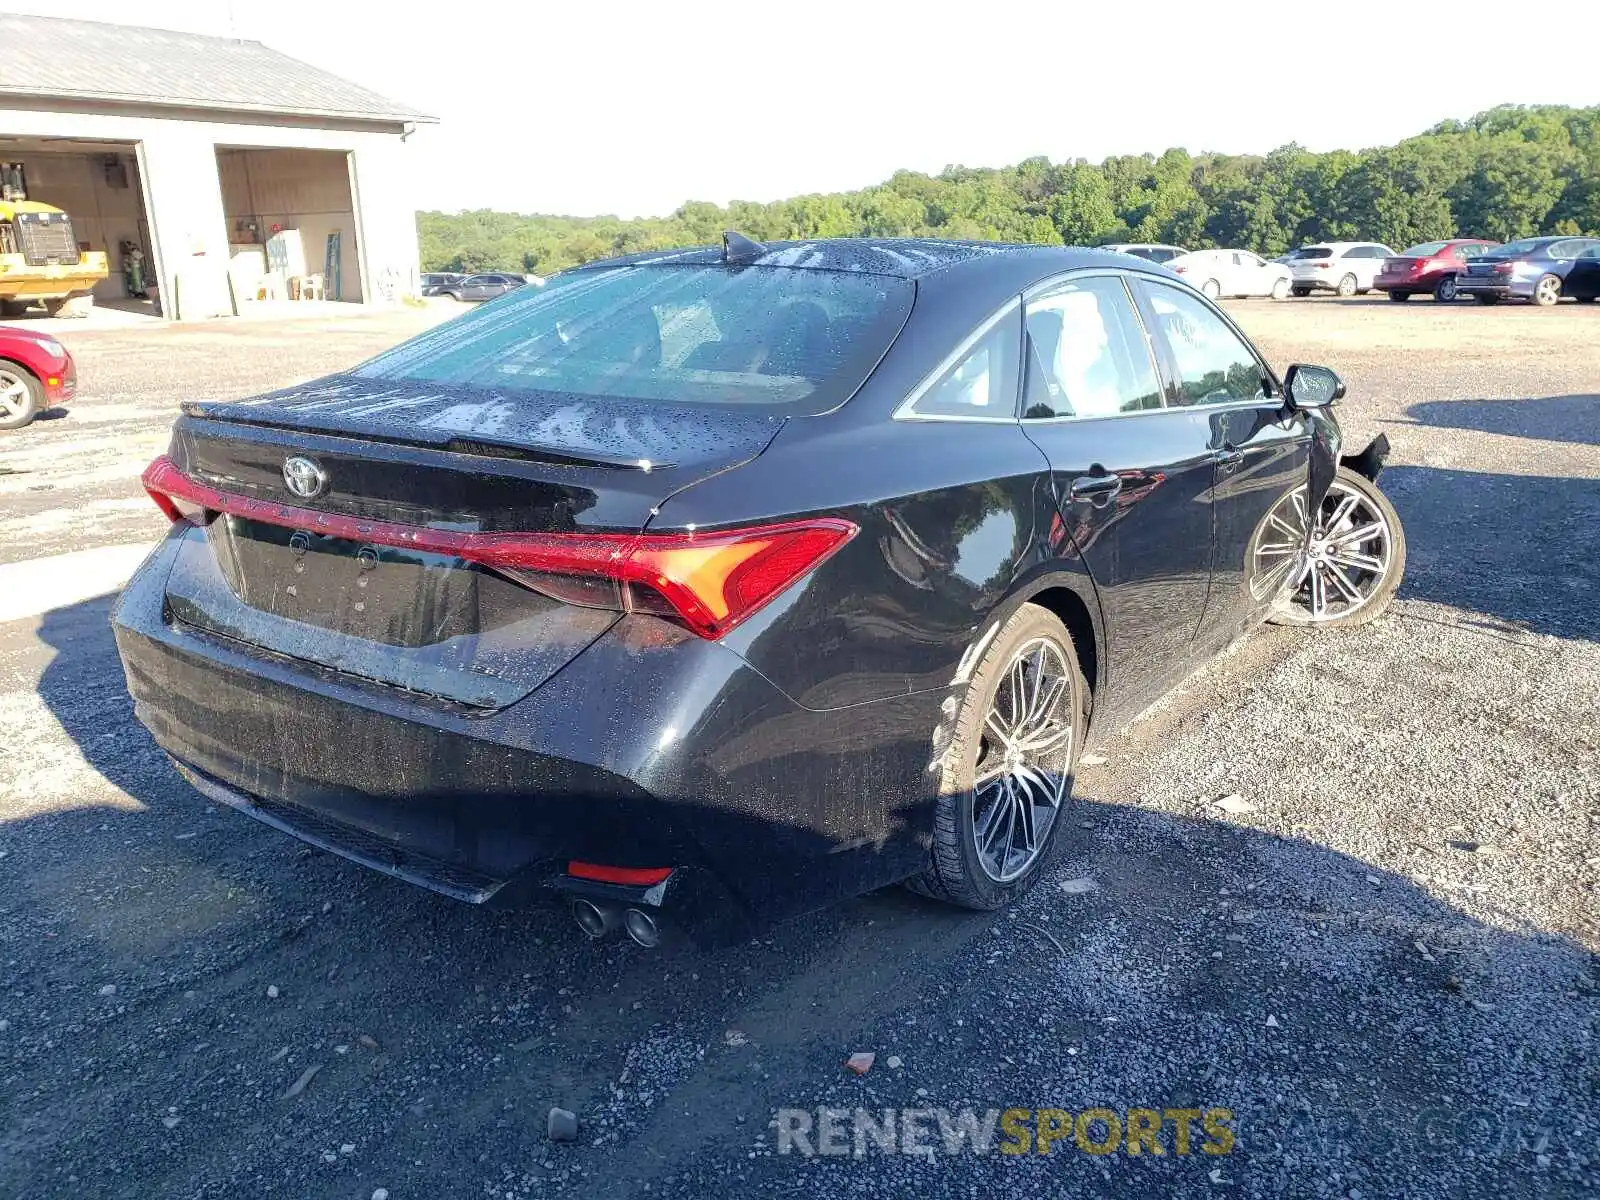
(573, 237, 1162, 284)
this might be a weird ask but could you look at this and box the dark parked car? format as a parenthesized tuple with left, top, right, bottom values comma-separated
(1556, 245, 1600, 303)
(0, 323, 76, 429)
(1457, 235, 1600, 305)
(1373, 238, 1499, 302)
(116, 237, 1403, 944)
(420, 272, 464, 295)
(437, 273, 528, 302)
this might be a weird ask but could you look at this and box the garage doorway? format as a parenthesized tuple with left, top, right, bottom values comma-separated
(0, 136, 158, 317)
(216, 147, 364, 305)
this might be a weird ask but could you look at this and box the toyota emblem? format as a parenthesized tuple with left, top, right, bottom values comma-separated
(282, 456, 327, 499)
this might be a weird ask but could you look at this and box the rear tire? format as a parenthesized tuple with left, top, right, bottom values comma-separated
(1387, 291, 1411, 302)
(0, 299, 29, 318)
(1533, 274, 1562, 307)
(1433, 275, 1459, 302)
(1291, 285, 1312, 298)
(1201, 278, 1222, 299)
(0, 359, 43, 430)
(907, 602, 1088, 911)
(1473, 293, 1500, 305)
(1336, 273, 1358, 297)
(1270, 278, 1290, 300)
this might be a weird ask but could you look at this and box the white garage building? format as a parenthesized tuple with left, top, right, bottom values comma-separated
(0, 13, 434, 318)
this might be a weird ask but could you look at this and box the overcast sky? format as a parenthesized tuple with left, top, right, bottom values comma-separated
(13, 0, 1600, 217)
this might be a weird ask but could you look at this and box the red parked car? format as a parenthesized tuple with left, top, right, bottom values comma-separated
(0, 325, 76, 429)
(1375, 238, 1500, 303)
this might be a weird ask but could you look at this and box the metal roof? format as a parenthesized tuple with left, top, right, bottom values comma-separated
(0, 14, 435, 126)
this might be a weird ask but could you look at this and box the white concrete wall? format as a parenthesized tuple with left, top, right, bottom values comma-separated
(0, 104, 422, 318)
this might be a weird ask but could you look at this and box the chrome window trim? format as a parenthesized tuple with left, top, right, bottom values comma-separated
(893, 298, 1024, 423)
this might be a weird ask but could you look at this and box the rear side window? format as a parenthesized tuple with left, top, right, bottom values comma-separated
(1138, 282, 1269, 407)
(1023, 277, 1162, 419)
(903, 306, 1021, 419)
(355, 265, 915, 411)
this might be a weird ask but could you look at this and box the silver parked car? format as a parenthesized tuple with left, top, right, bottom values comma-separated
(1286, 242, 1397, 297)
(1100, 242, 1189, 264)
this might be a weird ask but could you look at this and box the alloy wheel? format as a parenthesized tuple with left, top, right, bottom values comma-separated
(0, 370, 29, 423)
(971, 637, 1074, 882)
(1252, 479, 1395, 623)
(1535, 275, 1561, 306)
(1436, 275, 1458, 302)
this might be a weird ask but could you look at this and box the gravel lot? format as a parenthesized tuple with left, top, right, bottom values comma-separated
(1, 297, 1596, 1199)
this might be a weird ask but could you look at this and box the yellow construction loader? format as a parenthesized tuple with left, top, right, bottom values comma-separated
(0, 200, 110, 318)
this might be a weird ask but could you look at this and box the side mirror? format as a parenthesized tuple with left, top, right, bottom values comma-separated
(1283, 363, 1345, 411)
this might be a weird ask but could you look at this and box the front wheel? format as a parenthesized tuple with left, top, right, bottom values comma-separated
(0, 359, 43, 430)
(908, 603, 1088, 910)
(1291, 285, 1312, 298)
(1201, 278, 1222, 300)
(1256, 468, 1406, 629)
(1336, 273, 1358, 297)
(1270, 278, 1290, 300)
(1533, 274, 1562, 307)
(1473, 293, 1501, 305)
(1433, 275, 1459, 302)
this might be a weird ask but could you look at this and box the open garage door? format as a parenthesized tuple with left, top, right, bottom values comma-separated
(0, 136, 157, 318)
(216, 147, 364, 305)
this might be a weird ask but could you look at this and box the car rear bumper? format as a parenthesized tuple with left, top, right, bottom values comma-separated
(111, 534, 939, 927)
(1456, 278, 1533, 299)
(1374, 273, 1444, 292)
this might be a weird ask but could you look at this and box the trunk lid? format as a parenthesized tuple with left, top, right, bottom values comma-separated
(160, 375, 784, 707)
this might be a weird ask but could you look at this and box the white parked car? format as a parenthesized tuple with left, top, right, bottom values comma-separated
(1100, 242, 1188, 264)
(1167, 249, 1293, 300)
(1286, 242, 1397, 297)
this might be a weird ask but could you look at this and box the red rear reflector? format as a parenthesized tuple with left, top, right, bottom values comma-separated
(567, 862, 672, 886)
(139, 455, 856, 639)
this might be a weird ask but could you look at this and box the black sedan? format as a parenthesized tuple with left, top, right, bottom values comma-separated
(433, 272, 528, 302)
(115, 237, 1404, 943)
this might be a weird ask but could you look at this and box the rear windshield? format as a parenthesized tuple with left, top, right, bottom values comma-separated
(355, 265, 914, 411)
(1289, 247, 1331, 259)
(1486, 239, 1548, 258)
(1400, 242, 1449, 256)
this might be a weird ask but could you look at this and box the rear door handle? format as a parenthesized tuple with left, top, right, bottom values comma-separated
(1213, 445, 1244, 469)
(1069, 472, 1123, 504)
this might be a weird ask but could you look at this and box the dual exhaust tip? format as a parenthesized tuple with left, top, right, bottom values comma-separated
(572, 898, 661, 948)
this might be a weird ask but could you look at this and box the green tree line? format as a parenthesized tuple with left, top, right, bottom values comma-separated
(418, 104, 1600, 275)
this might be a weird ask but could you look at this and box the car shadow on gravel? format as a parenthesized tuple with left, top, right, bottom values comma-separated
(6, 591, 1597, 1198)
(1380, 462, 1600, 641)
(1405, 394, 1600, 447)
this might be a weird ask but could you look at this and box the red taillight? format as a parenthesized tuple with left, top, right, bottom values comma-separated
(144, 456, 220, 527)
(139, 455, 856, 639)
(1315, 262, 1331, 269)
(567, 861, 672, 886)
(1172, 265, 1187, 273)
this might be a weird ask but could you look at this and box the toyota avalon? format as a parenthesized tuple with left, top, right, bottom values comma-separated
(113, 236, 1404, 943)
